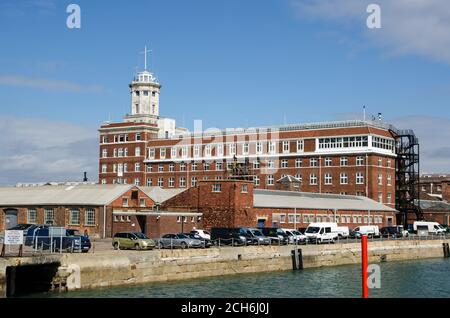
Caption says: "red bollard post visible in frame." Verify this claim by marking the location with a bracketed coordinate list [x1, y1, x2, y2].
[361, 235, 369, 298]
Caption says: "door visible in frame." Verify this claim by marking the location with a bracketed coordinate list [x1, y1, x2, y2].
[387, 217, 393, 227]
[258, 219, 266, 228]
[4, 209, 18, 230]
[137, 215, 146, 234]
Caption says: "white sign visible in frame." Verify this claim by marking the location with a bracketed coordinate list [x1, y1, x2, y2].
[4, 230, 24, 245]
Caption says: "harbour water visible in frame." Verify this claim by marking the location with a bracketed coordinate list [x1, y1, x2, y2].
[24, 258, 450, 298]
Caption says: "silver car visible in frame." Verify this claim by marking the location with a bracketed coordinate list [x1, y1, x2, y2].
[156, 233, 203, 249]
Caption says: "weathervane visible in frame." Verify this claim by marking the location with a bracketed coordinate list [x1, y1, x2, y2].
[140, 45, 152, 70]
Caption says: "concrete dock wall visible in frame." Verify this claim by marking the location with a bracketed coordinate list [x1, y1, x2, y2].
[1, 239, 449, 296]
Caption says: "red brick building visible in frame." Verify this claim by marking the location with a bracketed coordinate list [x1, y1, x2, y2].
[0, 184, 200, 239]
[98, 65, 398, 208]
[161, 180, 398, 230]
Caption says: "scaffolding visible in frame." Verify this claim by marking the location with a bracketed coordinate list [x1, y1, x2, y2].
[226, 156, 255, 182]
[390, 129, 424, 227]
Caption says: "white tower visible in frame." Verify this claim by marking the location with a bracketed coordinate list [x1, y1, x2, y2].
[124, 46, 161, 124]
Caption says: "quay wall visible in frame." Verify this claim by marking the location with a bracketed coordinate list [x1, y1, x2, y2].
[0, 239, 449, 296]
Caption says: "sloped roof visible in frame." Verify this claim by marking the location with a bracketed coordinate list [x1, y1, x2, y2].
[254, 189, 397, 212]
[419, 200, 450, 211]
[0, 184, 135, 206]
[276, 175, 301, 183]
[140, 187, 186, 204]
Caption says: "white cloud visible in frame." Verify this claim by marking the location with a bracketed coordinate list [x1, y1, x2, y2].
[0, 75, 104, 93]
[0, 116, 98, 185]
[291, 0, 450, 65]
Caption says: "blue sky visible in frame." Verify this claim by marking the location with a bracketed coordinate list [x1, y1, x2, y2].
[0, 0, 449, 184]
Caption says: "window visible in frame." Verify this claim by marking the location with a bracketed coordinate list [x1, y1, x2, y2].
[340, 173, 348, 185]
[387, 193, 392, 204]
[356, 156, 364, 166]
[118, 164, 123, 175]
[356, 191, 365, 197]
[212, 184, 222, 192]
[118, 148, 124, 157]
[372, 136, 395, 152]
[158, 165, 164, 172]
[356, 172, 364, 185]
[139, 199, 146, 207]
[267, 175, 274, 186]
[325, 157, 332, 167]
[148, 148, 155, 159]
[113, 149, 117, 157]
[378, 174, 383, 185]
[324, 173, 332, 185]
[387, 174, 392, 186]
[295, 174, 302, 183]
[101, 164, 107, 173]
[387, 159, 392, 168]
[136, 133, 141, 141]
[256, 142, 262, 154]
[310, 173, 318, 185]
[378, 158, 383, 167]
[122, 198, 129, 207]
[216, 162, 223, 171]
[158, 178, 164, 187]
[135, 163, 141, 172]
[267, 160, 275, 169]
[318, 136, 368, 149]
[241, 184, 248, 193]
[295, 159, 302, 168]
[378, 192, 383, 203]
[243, 143, 249, 155]
[191, 177, 198, 187]
[169, 164, 175, 172]
[217, 144, 224, 156]
[171, 147, 177, 158]
[179, 177, 186, 188]
[296, 140, 304, 152]
[113, 164, 117, 173]
[283, 141, 290, 153]
[229, 144, 236, 156]
[124, 164, 128, 173]
[194, 145, 200, 157]
[147, 178, 152, 186]
[192, 163, 197, 171]
[135, 147, 141, 157]
[340, 157, 348, 166]
[70, 209, 80, 225]
[310, 158, 318, 167]
[102, 149, 108, 158]
[205, 144, 212, 157]
[281, 160, 288, 168]
[254, 176, 260, 186]
[160, 148, 166, 159]
[168, 177, 175, 188]
[181, 146, 188, 158]
[85, 209, 95, 226]
[204, 163, 210, 171]
[288, 214, 295, 224]
[101, 179, 106, 184]
[364, 216, 368, 224]
[268, 141, 276, 154]
[27, 208, 37, 224]
[180, 163, 187, 172]
[146, 165, 152, 173]
[280, 215, 286, 224]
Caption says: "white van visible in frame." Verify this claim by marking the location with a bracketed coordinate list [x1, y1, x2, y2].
[305, 222, 339, 243]
[353, 225, 380, 238]
[334, 226, 350, 238]
[413, 221, 446, 235]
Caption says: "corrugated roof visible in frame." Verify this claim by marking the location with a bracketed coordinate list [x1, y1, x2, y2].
[419, 200, 450, 211]
[0, 184, 134, 206]
[254, 189, 397, 212]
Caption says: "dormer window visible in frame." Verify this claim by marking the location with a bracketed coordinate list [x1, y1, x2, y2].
[135, 91, 140, 96]
[143, 91, 148, 96]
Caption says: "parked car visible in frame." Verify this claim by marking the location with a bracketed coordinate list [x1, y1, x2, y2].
[25, 227, 91, 252]
[281, 228, 307, 244]
[305, 223, 339, 243]
[245, 228, 271, 245]
[258, 228, 289, 245]
[156, 233, 203, 249]
[297, 228, 308, 235]
[380, 226, 408, 238]
[413, 221, 446, 235]
[190, 229, 211, 240]
[210, 228, 249, 246]
[353, 226, 380, 238]
[334, 226, 350, 238]
[112, 232, 156, 250]
[181, 232, 213, 248]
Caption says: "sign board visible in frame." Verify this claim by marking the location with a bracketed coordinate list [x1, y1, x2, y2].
[4, 230, 24, 245]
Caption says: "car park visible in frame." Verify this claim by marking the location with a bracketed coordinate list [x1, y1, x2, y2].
[112, 232, 156, 250]
[156, 233, 203, 249]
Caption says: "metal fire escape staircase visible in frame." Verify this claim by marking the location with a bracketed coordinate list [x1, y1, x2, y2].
[389, 128, 424, 227]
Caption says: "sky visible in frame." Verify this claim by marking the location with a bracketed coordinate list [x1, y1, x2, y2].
[0, 0, 449, 184]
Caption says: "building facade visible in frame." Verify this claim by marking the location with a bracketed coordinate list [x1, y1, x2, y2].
[99, 57, 398, 208]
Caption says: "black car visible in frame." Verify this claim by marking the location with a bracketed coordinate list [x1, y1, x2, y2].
[211, 228, 249, 246]
[180, 233, 213, 248]
[258, 228, 289, 245]
[380, 226, 406, 238]
[25, 227, 91, 252]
